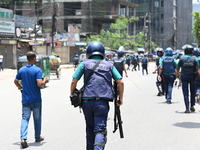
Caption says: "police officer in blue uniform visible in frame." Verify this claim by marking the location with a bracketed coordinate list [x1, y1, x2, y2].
[131, 54, 138, 71]
[113, 50, 128, 77]
[153, 48, 165, 96]
[176, 44, 200, 113]
[158, 47, 177, 104]
[70, 41, 124, 150]
[193, 48, 200, 103]
[141, 54, 148, 75]
[125, 54, 131, 71]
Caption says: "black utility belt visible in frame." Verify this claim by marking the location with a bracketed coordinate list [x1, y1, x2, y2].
[83, 98, 112, 101]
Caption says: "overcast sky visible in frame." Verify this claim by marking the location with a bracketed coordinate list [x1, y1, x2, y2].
[193, 0, 199, 3]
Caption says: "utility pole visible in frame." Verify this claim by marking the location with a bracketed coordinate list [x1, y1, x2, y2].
[51, 0, 57, 53]
[173, 0, 177, 49]
[144, 12, 151, 54]
[148, 12, 152, 54]
[34, 2, 38, 52]
[143, 12, 148, 51]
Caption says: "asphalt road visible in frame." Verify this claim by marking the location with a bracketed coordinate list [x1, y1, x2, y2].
[1, 63, 200, 150]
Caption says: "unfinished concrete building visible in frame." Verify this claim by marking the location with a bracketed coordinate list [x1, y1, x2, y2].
[41, 0, 138, 37]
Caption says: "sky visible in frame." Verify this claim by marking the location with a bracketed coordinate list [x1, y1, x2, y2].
[193, 0, 199, 3]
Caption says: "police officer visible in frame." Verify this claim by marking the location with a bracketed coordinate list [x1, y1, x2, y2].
[176, 44, 200, 113]
[141, 53, 148, 75]
[158, 47, 177, 104]
[153, 48, 165, 96]
[113, 50, 128, 77]
[131, 54, 138, 71]
[136, 54, 140, 71]
[125, 54, 131, 71]
[70, 41, 124, 150]
[193, 48, 200, 103]
[73, 53, 79, 70]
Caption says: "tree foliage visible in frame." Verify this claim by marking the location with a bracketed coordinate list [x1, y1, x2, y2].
[86, 15, 157, 51]
[192, 11, 200, 47]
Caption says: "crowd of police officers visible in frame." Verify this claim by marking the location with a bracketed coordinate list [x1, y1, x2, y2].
[153, 45, 200, 114]
[70, 42, 200, 150]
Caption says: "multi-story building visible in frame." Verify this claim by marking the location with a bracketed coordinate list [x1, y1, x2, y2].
[41, 0, 138, 37]
[133, 0, 193, 50]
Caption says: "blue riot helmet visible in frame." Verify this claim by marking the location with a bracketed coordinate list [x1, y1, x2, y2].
[165, 47, 173, 56]
[182, 44, 193, 55]
[86, 41, 105, 59]
[117, 50, 124, 57]
[193, 47, 199, 56]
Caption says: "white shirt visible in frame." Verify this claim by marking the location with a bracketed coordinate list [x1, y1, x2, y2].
[0, 55, 3, 62]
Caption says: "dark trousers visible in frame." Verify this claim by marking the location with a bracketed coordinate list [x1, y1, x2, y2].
[0, 62, 3, 71]
[163, 74, 175, 102]
[181, 75, 196, 110]
[156, 73, 165, 93]
[82, 100, 109, 150]
[142, 64, 148, 75]
[132, 63, 137, 71]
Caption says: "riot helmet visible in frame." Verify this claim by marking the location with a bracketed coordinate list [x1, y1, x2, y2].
[182, 44, 193, 55]
[193, 47, 200, 56]
[117, 50, 124, 57]
[156, 47, 164, 56]
[165, 47, 173, 56]
[86, 41, 105, 59]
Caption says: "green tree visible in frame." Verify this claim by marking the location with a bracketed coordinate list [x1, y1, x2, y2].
[192, 11, 200, 47]
[86, 15, 157, 51]
[86, 15, 139, 50]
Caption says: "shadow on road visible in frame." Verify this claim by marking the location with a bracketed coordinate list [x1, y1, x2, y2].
[173, 122, 200, 129]
[13, 141, 46, 149]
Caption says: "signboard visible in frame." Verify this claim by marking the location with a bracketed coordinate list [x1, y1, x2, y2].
[1, 40, 17, 44]
[67, 32, 75, 46]
[68, 24, 80, 33]
[20, 28, 30, 39]
[0, 21, 15, 37]
[0, 8, 13, 19]
[14, 15, 36, 28]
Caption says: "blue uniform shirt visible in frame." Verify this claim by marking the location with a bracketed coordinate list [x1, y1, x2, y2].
[72, 56, 122, 81]
[160, 56, 177, 74]
[177, 54, 199, 67]
[160, 56, 177, 67]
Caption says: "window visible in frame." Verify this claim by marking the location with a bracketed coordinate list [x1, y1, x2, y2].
[75, 10, 81, 15]
[161, 13, 164, 20]
[161, 0, 164, 7]
[161, 27, 164, 34]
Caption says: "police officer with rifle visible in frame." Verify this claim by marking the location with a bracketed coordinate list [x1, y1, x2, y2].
[70, 41, 124, 150]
